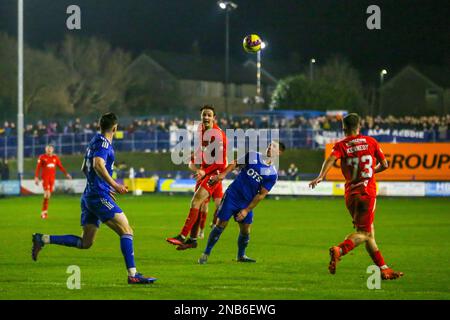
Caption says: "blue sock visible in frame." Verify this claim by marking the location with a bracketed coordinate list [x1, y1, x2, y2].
[204, 226, 224, 255]
[237, 233, 250, 258]
[49, 235, 82, 248]
[120, 234, 136, 270]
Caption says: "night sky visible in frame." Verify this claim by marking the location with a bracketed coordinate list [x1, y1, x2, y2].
[0, 0, 449, 82]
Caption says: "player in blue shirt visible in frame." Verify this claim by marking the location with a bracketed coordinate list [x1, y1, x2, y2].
[32, 113, 156, 284]
[198, 141, 285, 264]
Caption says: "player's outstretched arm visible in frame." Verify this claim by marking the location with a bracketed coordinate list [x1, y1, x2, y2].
[57, 157, 72, 179]
[93, 157, 127, 194]
[208, 160, 237, 186]
[189, 160, 205, 181]
[236, 187, 269, 222]
[34, 157, 42, 185]
[309, 155, 337, 189]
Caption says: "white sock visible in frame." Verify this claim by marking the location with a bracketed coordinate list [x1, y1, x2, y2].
[128, 268, 137, 277]
[380, 265, 389, 270]
[42, 235, 50, 244]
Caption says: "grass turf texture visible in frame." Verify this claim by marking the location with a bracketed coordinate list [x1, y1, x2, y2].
[7, 149, 324, 179]
[0, 194, 449, 300]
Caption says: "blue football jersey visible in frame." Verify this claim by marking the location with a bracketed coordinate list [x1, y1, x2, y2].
[227, 152, 278, 203]
[82, 133, 115, 197]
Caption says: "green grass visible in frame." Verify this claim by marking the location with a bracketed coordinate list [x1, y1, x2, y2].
[0, 195, 449, 300]
[8, 149, 323, 178]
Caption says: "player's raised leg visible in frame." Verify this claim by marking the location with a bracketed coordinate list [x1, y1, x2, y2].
[328, 229, 369, 274]
[167, 186, 210, 246]
[177, 200, 208, 250]
[329, 194, 371, 274]
[32, 224, 97, 261]
[105, 212, 157, 284]
[237, 222, 255, 262]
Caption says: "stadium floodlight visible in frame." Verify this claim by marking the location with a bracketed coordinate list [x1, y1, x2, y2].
[309, 58, 316, 81]
[380, 69, 388, 85]
[379, 69, 388, 115]
[217, 1, 238, 117]
[218, 1, 238, 10]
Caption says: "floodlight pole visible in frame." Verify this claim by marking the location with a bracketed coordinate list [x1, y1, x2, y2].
[225, 8, 230, 117]
[17, 0, 24, 180]
[379, 69, 387, 115]
[219, 1, 237, 117]
[256, 50, 261, 97]
[309, 58, 316, 81]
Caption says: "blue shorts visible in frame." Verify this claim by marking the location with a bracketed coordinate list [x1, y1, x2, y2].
[216, 192, 254, 225]
[80, 194, 123, 228]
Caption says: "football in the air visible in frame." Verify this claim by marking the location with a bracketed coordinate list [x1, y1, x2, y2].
[243, 34, 262, 53]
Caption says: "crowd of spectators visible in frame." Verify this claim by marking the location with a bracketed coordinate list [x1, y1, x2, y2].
[1, 114, 449, 138]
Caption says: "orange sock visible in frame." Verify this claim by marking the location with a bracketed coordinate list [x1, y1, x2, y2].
[190, 214, 202, 239]
[338, 239, 355, 255]
[180, 208, 199, 238]
[369, 250, 386, 268]
[42, 198, 49, 212]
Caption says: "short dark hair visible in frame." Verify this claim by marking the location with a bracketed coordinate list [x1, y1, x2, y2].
[99, 112, 118, 132]
[343, 113, 360, 133]
[278, 141, 286, 152]
[200, 104, 216, 116]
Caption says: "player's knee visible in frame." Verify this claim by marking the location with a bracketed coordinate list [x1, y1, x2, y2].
[123, 225, 134, 236]
[81, 239, 94, 249]
[217, 220, 228, 229]
[239, 224, 251, 235]
[191, 197, 202, 208]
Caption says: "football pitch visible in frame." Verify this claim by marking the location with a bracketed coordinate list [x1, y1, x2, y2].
[0, 194, 449, 300]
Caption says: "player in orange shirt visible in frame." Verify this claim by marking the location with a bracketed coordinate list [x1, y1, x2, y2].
[166, 105, 227, 249]
[34, 144, 72, 219]
[310, 113, 403, 280]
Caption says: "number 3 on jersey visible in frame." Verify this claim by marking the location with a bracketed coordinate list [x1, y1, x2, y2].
[346, 155, 373, 181]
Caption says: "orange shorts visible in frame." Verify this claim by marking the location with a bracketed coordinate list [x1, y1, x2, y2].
[195, 173, 223, 199]
[345, 194, 376, 233]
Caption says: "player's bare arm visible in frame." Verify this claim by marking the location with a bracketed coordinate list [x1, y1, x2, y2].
[374, 158, 389, 174]
[309, 155, 337, 189]
[189, 161, 205, 181]
[208, 160, 237, 186]
[34, 158, 41, 185]
[93, 156, 127, 194]
[236, 187, 270, 222]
